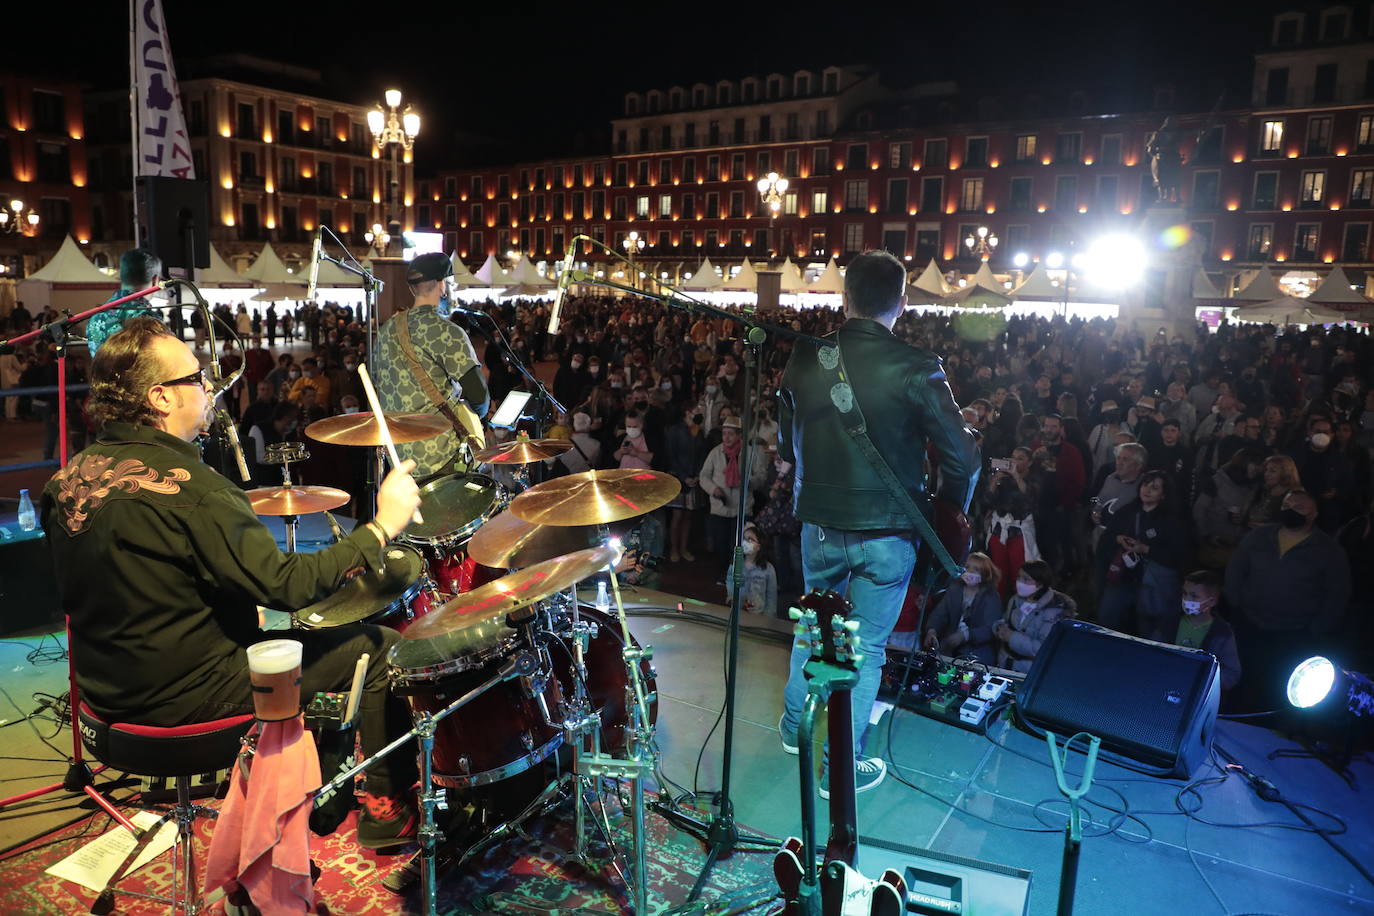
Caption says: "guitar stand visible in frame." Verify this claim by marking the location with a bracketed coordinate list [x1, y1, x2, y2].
[1044, 729, 1101, 916]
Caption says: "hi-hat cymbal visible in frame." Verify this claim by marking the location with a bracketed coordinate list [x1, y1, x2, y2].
[473, 437, 573, 465]
[246, 485, 351, 516]
[305, 412, 450, 446]
[467, 509, 622, 568]
[508, 468, 681, 527]
[402, 545, 617, 640]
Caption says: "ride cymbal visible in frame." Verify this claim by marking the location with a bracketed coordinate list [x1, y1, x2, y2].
[507, 469, 680, 527]
[473, 437, 573, 465]
[304, 412, 450, 446]
[402, 545, 617, 640]
[466, 510, 613, 568]
[246, 485, 351, 516]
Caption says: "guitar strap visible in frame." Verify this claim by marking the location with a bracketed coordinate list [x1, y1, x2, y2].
[394, 310, 469, 442]
[816, 337, 963, 578]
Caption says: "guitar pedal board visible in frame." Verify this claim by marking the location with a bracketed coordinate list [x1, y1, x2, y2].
[878, 649, 1017, 735]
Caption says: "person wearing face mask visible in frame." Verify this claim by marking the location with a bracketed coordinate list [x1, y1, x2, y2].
[248, 402, 302, 485]
[1087, 401, 1125, 474]
[1225, 489, 1350, 711]
[921, 553, 1002, 665]
[614, 411, 654, 470]
[553, 352, 591, 410]
[994, 560, 1077, 674]
[1170, 571, 1241, 692]
[1287, 416, 1354, 532]
[373, 252, 490, 480]
[754, 448, 803, 607]
[698, 378, 726, 434]
[664, 403, 707, 562]
[286, 357, 331, 411]
[1096, 471, 1189, 641]
[724, 524, 778, 617]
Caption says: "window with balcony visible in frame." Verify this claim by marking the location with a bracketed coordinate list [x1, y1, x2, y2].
[35, 143, 69, 184]
[816, 110, 831, 136]
[1260, 120, 1284, 157]
[552, 192, 564, 217]
[1307, 116, 1332, 155]
[471, 176, 483, 196]
[1314, 64, 1338, 104]
[731, 153, 745, 180]
[1100, 134, 1122, 165]
[659, 159, 672, 184]
[1247, 223, 1273, 259]
[636, 195, 650, 218]
[1342, 223, 1369, 261]
[759, 115, 772, 142]
[659, 194, 672, 217]
[1191, 171, 1219, 210]
[786, 112, 800, 141]
[613, 197, 628, 221]
[498, 174, 510, 196]
[846, 144, 868, 170]
[784, 191, 798, 215]
[1098, 175, 1119, 210]
[757, 151, 771, 174]
[1265, 68, 1290, 107]
[1359, 115, 1374, 152]
[1014, 135, 1037, 162]
[1055, 133, 1082, 164]
[614, 162, 627, 186]
[682, 158, 695, 182]
[591, 190, 605, 216]
[1299, 170, 1326, 208]
[813, 147, 831, 175]
[705, 192, 719, 218]
[237, 103, 256, 138]
[1351, 169, 1374, 206]
[570, 191, 584, 217]
[707, 156, 720, 181]
[921, 176, 944, 213]
[683, 192, 695, 216]
[316, 116, 330, 145]
[843, 223, 865, 253]
[924, 139, 947, 169]
[889, 142, 911, 169]
[1009, 176, 1032, 211]
[812, 189, 828, 214]
[844, 179, 868, 211]
[887, 178, 908, 213]
[965, 137, 988, 169]
[1253, 171, 1278, 209]
[960, 178, 984, 212]
[276, 110, 294, 145]
[1294, 223, 1320, 261]
[1004, 224, 1029, 254]
[785, 149, 800, 176]
[1055, 175, 1078, 210]
[729, 191, 744, 218]
[498, 202, 510, 224]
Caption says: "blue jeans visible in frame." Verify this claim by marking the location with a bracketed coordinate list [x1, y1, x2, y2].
[780, 524, 916, 759]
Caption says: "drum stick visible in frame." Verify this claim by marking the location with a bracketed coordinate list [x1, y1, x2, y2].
[343, 653, 369, 726]
[357, 362, 423, 524]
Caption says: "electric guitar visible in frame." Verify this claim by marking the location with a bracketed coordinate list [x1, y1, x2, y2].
[774, 590, 905, 916]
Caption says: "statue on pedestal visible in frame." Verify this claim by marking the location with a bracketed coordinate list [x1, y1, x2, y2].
[1146, 116, 1185, 205]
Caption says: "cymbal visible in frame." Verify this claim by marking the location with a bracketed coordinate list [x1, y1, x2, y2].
[467, 509, 623, 568]
[246, 485, 351, 516]
[304, 411, 450, 446]
[508, 468, 681, 527]
[473, 437, 573, 465]
[402, 545, 617, 640]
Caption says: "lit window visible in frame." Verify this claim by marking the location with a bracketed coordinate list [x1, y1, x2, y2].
[1015, 135, 1036, 162]
[659, 194, 672, 217]
[1351, 169, 1374, 204]
[1261, 120, 1284, 154]
[636, 195, 650, 218]
[783, 191, 798, 215]
[812, 189, 828, 213]
[960, 178, 984, 211]
[1300, 171, 1326, 207]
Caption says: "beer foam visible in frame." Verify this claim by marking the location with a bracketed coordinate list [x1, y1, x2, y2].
[247, 639, 303, 675]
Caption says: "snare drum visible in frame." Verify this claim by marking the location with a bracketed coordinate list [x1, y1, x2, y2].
[401, 472, 503, 550]
[292, 544, 425, 631]
[388, 609, 564, 788]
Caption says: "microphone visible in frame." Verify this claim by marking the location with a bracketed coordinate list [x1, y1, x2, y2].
[213, 406, 251, 483]
[547, 240, 578, 335]
[324, 511, 346, 543]
[305, 227, 323, 302]
[210, 363, 244, 403]
[446, 304, 489, 319]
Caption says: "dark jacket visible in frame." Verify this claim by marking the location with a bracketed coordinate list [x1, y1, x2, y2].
[778, 318, 978, 530]
[925, 581, 1002, 665]
[1224, 523, 1350, 633]
[41, 422, 385, 723]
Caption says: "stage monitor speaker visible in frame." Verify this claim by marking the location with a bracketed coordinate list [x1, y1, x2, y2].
[857, 836, 1032, 916]
[755, 269, 781, 312]
[1017, 619, 1219, 778]
[136, 176, 210, 270]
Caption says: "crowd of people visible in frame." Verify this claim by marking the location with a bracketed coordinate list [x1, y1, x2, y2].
[7, 286, 1373, 711]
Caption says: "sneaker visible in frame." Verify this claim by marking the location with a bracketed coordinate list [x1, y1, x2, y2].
[818, 756, 886, 799]
[779, 714, 799, 755]
[670, 551, 682, 563]
[357, 792, 417, 851]
[682, 550, 696, 562]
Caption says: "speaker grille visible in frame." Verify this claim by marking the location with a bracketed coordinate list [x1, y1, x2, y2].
[1019, 621, 1218, 772]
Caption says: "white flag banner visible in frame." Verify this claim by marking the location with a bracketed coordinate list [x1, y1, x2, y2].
[133, 0, 194, 178]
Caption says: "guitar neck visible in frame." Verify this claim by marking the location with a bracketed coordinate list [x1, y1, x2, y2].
[824, 677, 858, 867]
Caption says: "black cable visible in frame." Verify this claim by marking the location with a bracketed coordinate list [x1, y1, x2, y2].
[0, 686, 70, 763]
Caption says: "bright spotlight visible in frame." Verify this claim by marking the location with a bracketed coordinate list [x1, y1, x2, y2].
[1070, 252, 1088, 270]
[1083, 233, 1148, 289]
[1012, 252, 1029, 268]
[1045, 252, 1064, 269]
[1287, 656, 1374, 717]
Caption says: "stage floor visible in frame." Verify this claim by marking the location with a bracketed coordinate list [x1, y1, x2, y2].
[0, 586, 1370, 915]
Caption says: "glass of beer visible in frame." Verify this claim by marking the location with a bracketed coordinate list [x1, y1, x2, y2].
[247, 639, 304, 722]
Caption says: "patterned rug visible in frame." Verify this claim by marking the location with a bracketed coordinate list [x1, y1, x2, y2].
[0, 789, 781, 915]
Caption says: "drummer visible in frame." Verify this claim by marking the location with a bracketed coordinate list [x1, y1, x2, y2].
[372, 252, 491, 482]
[41, 317, 426, 851]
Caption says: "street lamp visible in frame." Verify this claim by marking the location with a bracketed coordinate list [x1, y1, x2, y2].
[964, 225, 998, 261]
[621, 230, 645, 291]
[367, 88, 419, 256]
[364, 222, 390, 256]
[756, 171, 789, 263]
[0, 198, 39, 235]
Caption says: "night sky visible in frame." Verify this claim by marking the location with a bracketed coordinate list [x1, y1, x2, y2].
[16, 0, 1285, 169]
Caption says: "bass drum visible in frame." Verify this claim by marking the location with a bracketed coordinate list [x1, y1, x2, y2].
[553, 605, 658, 752]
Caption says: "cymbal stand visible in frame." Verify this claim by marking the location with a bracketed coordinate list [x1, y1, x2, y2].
[312, 650, 539, 916]
[264, 442, 308, 552]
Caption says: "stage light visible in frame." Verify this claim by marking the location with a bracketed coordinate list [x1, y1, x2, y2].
[1082, 233, 1147, 289]
[1287, 657, 1374, 718]
[1012, 252, 1029, 268]
[1045, 252, 1064, 269]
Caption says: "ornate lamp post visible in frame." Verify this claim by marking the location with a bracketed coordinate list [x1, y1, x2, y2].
[964, 225, 998, 261]
[363, 222, 390, 256]
[755, 171, 788, 263]
[0, 199, 39, 236]
[621, 230, 645, 291]
[366, 89, 419, 256]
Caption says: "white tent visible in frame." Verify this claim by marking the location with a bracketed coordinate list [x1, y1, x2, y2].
[1233, 297, 1349, 324]
[244, 244, 301, 285]
[778, 257, 806, 293]
[1009, 263, 1062, 300]
[451, 253, 481, 288]
[17, 236, 118, 313]
[681, 258, 723, 291]
[508, 255, 554, 288]
[1233, 267, 1284, 302]
[911, 259, 950, 297]
[808, 257, 845, 294]
[1192, 268, 1224, 300]
[946, 262, 1012, 309]
[196, 245, 251, 287]
[1307, 265, 1370, 307]
[721, 259, 759, 291]
[473, 254, 505, 286]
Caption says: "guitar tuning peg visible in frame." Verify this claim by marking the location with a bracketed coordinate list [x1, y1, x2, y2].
[850, 635, 862, 649]
[788, 607, 802, 621]
[851, 651, 864, 666]
[842, 620, 860, 633]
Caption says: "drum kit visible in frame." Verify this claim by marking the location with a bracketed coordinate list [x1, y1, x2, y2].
[250, 418, 680, 915]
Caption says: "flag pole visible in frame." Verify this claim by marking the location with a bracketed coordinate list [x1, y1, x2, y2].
[128, 0, 141, 247]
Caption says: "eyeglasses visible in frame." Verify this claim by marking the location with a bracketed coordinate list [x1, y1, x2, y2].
[157, 367, 207, 388]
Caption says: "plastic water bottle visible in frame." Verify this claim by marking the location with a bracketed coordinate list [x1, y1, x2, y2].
[16, 489, 37, 531]
[595, 580, 610, 613]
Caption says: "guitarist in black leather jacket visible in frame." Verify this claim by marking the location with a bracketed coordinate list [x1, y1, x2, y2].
[777, 249, 979, 795]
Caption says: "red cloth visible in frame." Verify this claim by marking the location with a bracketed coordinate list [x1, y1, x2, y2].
[722, 438, 743, 488]
[205, 717, 319, 914]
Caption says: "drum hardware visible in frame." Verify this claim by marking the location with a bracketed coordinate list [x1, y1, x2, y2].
[472, 434, 572, 466]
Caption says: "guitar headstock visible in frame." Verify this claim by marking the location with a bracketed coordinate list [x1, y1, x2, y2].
[789, 588, 862, 670]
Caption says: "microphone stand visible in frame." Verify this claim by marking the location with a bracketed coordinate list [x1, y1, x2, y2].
[566, 257, 831, 905]
[462, 308, 565, 447]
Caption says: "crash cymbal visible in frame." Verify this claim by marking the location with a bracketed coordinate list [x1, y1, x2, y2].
[304, 411, 450, 446]
[507, 468, 681, 527]
[246, 485, 351, 516]
[466, 509, 621, 568]
[473, 436, 573, 465]
[402, 545, 617, 640]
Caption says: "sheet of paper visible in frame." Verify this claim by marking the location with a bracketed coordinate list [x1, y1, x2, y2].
[46, 810, 179, 892]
